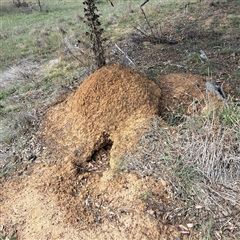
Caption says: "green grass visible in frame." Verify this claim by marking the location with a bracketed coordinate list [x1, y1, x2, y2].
[0, 90, 10, 101]
[231, 70, 240, 82]
[218, 105, 240, 136]
[1, 0, 239, 161]
[218, 47, 240, 55]
[0, 1, 86, 67]
[121, 105, 240, 237]
[173, 158, 202, 199]
[1, 0, 184, 68]
[139, 191, 150, 201]
[5, 104, 22, 112]
[22, 82, 36, 93]
[206, 218, 214, 240]
[229, 15, 240, 28]
[0, 235, 18, 240]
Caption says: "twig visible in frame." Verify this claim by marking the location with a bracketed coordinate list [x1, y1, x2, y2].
[165, 61, 187, 70]
[108, 0, 114, 7]
[206, 185, 240, 205]
[140, 7, 155, 38]
[133, 26, 149, 38]
[220, 81, 226, 99]
[140, 0, 149, 7]
[114, 44, 133, 64]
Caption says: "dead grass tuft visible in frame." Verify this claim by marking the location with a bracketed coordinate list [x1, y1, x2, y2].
[13, 109, 38, 134]
[120, 107, 240, 238]
[121, 112, 240, 202]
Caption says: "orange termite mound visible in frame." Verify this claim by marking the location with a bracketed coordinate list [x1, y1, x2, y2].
[42, 65, 161, 168]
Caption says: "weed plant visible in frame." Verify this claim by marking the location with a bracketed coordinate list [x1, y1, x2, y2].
[83, 0, 106, 68]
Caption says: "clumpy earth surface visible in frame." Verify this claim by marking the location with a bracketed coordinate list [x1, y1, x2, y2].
[1, 65, 216, 239]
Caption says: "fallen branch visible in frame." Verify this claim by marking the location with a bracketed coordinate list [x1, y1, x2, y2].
[140, 0, 149, 7]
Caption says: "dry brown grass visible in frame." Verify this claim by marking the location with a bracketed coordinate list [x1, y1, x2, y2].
[121, 107, 240, 199]
[120, 106, 240, 238]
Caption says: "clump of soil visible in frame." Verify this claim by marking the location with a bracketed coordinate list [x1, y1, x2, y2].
[42, 65, 162, 168]
[157, 73, 206, 115]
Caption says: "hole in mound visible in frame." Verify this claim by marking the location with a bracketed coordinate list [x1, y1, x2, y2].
[86, 133, 113, 171]
[87, 132, 113, 162]
[89, 139, 113, 163]
[73, 132, 113, 174]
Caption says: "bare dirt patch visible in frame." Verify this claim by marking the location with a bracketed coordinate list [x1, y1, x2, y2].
[0, 58, 44, 90]
[1, 163, 180, 239]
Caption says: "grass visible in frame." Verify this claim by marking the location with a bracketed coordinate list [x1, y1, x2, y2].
[139, 191, 150, 201]
[0, 90, 10, 101]
[229, 15, 240, 28]
[206, 218, 214, 240]
[218, 105, 240, 138]
[0, 235, 18, 240]
[218, 47, 240, 55]
[0, 0, 153, 68]
[164, 111, 187, 126]
[1, 1, 85, 68]
[1, 0, 189, 68]
[1, 0, 239, 198]
[232, 70, 240, 83]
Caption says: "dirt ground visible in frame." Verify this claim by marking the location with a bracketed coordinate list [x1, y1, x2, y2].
[0, 65, 226, 239]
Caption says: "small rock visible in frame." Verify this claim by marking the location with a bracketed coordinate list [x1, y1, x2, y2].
[187, 223, 194, 228]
